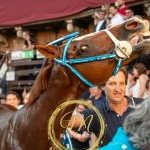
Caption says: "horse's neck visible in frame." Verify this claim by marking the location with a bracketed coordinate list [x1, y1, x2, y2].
[27, 65, 85, 120]
[47, 65, 85, 100]
[8, 65, 85, 150]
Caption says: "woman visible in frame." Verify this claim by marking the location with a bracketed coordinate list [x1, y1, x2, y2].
[99, 98, 150, 150]
[132, 63, 149, 98]
[145, 80, 150, 98]
[126, 72, 136, 97]
[23, 91, 31, 104]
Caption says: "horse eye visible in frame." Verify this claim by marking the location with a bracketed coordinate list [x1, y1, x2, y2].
[80, 45, 88, 53]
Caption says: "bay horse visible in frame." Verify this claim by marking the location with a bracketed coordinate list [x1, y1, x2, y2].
[0, 16, 150, 150]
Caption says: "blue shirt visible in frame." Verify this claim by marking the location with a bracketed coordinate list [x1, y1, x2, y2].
[80, 90, 105, 107]
[99, 127, 138, 150]
[82, 97, 142, 146]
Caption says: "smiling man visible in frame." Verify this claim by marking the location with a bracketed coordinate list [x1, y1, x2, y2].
[104, 69, 127, 115]
[81, 68, 143, 147]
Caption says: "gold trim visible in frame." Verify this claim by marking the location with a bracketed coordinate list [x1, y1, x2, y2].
[48, 100, 105, 150]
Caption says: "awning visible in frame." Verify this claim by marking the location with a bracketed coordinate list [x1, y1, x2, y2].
[0, 0, 142, 27]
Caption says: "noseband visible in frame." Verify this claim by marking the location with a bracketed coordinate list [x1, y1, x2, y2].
[48, 31, 132, 87]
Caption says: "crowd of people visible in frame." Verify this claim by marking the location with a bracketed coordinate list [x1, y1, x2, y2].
[0, 89, 31, 109]
[126, 63, 149, 99]
[61, 1, 150, 147]
[93, 0, 134, 32]
[0, 0, 149, 149]
[64, 65, 150, 149]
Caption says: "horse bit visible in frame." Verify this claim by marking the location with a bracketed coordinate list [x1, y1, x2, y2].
[48, 30, 132, 87]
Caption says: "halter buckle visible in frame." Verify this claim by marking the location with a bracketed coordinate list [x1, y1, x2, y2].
[104, 29, 132, 59]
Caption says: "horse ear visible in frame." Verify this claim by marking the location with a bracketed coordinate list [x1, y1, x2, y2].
[36, 45, 60, 59]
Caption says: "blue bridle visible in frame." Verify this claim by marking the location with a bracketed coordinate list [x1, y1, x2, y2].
[48, 32, 124, 87]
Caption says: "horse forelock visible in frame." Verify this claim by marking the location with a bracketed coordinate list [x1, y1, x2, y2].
[27, 61, 54, 106]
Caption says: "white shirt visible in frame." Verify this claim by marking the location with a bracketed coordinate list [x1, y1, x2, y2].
[110, 13, 124, 27]
[132, 79, 147, 99]
[96, 20, 105, 32]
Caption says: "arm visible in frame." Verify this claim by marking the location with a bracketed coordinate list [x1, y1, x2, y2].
[68, 114, 85, 128]
[90, 133, 97, 147]
[138, 75, 148, 98]
[67, 128, 90, 142]
[68, 109, 93, 128]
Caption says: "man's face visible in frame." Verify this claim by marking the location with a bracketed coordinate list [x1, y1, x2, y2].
[104, 71, 126, 104]
[125, 9, 133, 19]
[89, 86, 101, 97]
[98, 12, 105, 20]
[110, 7, 118, 16]
[76, 104, 85, 113]
[6, 94, 19, 108]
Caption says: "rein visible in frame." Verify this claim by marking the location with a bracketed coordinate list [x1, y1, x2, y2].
[48, 31, 132, 87]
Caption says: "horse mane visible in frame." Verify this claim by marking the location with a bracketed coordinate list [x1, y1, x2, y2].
[27, 59, 54, 106]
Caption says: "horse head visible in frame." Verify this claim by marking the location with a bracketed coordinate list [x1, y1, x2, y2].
[34, 16, 150, 149]
[37, 16, 150, 86]
[0, 16, 150, 150]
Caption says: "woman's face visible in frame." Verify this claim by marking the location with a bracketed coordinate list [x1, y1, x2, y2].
[6, 94, 20, 108]
[132, 68, 139, 78]
[23, 93, 30, 104]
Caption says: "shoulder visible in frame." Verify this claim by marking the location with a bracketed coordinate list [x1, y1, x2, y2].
[116, 13, 124, 18]
[82, 109, 94, 118]
[99, 127, 137, 150]
[82, 102, 105, 119]
[139, 74, 148, 80]
[82, 97, 108, 118]
[129, 97, 144, 106]
[80, 90, 90, 99]
[111, 127, 128, 142]
[18, 105, 24, 109]
[93, 95, 106, 106]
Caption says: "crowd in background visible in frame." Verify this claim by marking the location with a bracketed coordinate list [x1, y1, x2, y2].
[64, 65, 150, 149]
[93, 0, 134, 32]
[62, 0, 150, 149]
[0, 89, 31, 109]
[0, 0, 150, 149]
[93, 0, 150, 101]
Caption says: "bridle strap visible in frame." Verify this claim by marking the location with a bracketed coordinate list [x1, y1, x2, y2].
[47, 32, 79, 46]
[47, 31, 131, 87]
[104, 29, 132, 59]
[55, 53, 116, 87]
[104, 29, 119, 46]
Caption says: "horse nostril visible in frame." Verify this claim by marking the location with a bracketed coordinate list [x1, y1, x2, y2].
[73, 45, 77, 51]
[80, 45, 88, 53]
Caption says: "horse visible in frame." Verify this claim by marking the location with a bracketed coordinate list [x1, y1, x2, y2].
[0, 16, 150, 150]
